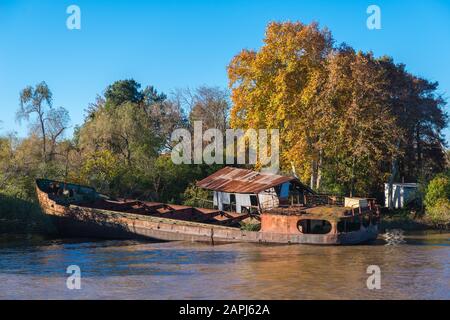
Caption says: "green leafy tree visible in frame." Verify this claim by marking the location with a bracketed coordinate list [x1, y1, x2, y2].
[80, 150, 122, 194]
[424, 174, 450, 208]
[182, 183, 212, 208]
[426, 198, 450, 228]
[17, 82, 70, 162]
[104, 79, 166, 110]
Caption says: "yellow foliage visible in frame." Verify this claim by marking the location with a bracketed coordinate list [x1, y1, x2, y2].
[228, 21, 404, 194]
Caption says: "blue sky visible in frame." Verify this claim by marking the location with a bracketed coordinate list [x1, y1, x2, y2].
[1, 0, 450, 142]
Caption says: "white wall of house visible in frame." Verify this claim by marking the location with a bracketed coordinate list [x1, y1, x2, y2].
[258, 188, 279, 210]
[213, 191, 229, 210]
[213, 188, 280, 213]
[237, 193, 252, 212]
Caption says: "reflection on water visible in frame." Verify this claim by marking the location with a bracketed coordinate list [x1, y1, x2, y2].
[0, 233, 448, 299]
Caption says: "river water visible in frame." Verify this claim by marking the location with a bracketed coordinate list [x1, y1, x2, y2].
[0, 232, 448, 300]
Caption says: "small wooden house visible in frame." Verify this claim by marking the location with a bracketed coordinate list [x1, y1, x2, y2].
[196, 167, 315, 214]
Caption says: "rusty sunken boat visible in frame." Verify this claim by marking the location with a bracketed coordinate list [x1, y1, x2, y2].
[36, 167, 380, 245]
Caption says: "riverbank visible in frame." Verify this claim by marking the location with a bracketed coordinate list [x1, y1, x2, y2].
[0, 193, 55, 234]
[380, 209, 448, 232]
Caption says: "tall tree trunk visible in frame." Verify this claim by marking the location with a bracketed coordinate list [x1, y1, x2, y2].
[349, 157, 355, 197]
[316, 149, 323, 191]
[416, 126, 422, 177]
[388, 140, 401, 209]
[39, 113, 47, 162]
[388, 160, 398, 210]
[310, 159, 317, 191]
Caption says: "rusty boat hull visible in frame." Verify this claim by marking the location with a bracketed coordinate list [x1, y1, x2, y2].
[36, 179, 379, 245]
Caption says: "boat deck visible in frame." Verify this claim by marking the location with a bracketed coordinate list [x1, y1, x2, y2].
[48, 193, 250, 227]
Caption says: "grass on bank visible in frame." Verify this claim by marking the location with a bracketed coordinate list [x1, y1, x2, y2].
[240, 219, 261, 231]
[0, 193, 55, 234]
[380, 207, 449, 231]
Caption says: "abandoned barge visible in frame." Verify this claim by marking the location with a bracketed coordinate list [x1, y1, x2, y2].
[36, 167, 380, 245]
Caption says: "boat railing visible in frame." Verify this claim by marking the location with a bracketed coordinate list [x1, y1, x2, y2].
[259, 194, 380, 216]
[259, 194, 344, 209]
[192, 197, 215, 209]
[304, 194, 345, 207]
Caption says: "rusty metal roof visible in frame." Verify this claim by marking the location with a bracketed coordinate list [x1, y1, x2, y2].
[196, 166, 309, 194]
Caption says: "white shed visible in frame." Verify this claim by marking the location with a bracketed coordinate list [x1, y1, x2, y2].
[384, 183, 419, 208]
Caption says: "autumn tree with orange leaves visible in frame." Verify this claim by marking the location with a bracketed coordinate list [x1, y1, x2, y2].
[228, 21, 447, 197]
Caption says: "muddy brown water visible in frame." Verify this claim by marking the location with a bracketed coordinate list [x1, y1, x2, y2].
[0, 232, 448, 299]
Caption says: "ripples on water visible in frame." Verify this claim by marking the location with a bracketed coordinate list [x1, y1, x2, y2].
[0, 233, 448, 299]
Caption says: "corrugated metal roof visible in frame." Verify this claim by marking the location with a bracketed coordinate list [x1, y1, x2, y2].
[196, 166, 304, 194]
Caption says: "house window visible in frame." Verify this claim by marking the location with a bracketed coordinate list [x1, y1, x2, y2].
[230, 194, 236, 211]
[250, 195, 258, 207]
[298, 219, 332, 234]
